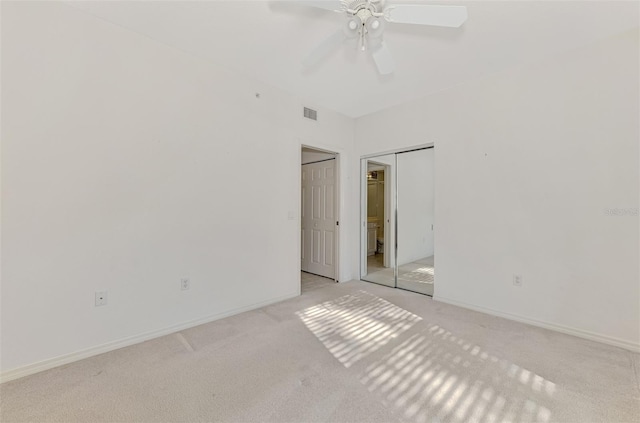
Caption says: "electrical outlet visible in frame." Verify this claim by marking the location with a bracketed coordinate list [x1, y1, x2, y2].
[513, 274, 523, 287]
[95, 291, 108, 306]
[181, 278, 190, 291]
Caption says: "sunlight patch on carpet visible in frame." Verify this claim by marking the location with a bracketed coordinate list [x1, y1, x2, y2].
[360, 324, 556, 423]
[296, 291, 422, 368]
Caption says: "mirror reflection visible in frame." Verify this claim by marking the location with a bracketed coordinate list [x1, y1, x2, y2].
[361, 148, 435, 296]
[361, 154, 395, 287]
[396, 148, 435, 296]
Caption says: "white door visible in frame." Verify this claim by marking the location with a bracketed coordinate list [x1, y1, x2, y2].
[301, 159, 336, 279]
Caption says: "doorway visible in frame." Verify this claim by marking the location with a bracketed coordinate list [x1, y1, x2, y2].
[360, 146, 435, 296]
[301, 146, 339, 292]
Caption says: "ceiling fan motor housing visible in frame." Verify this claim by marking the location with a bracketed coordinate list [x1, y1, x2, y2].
[342, 0, 386, 46]
[346, 0, 381, 23]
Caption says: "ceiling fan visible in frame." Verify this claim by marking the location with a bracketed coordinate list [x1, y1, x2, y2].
[299, 0, 468, 75]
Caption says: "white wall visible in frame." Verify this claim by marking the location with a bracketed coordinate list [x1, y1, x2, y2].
[0, 2, 356, 377]
[355, 29, 640, 350]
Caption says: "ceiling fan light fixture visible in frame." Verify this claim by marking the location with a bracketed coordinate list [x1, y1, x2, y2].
[343, 16, 362, 38]
[298, 0, 468, 75]
[365, 17, 384, 40]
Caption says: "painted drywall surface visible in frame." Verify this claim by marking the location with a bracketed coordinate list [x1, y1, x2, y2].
[0, 2, 355, 373]
[396, 149, 434, 266]
[355, 29, 640, 347]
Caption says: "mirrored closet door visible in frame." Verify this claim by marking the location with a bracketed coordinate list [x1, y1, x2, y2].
[360, 147, 435, 296]
[396, 148, 435, 296]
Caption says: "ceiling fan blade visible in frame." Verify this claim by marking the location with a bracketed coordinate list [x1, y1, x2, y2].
[302, 29, 347, 68]
[371, 42, 395, 75]
[384, 5, 468, 27]
[297, 0, 345, 12]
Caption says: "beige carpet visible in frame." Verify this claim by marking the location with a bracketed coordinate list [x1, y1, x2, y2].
[301, 271, 335, 292]
[1, 279, 639, 422]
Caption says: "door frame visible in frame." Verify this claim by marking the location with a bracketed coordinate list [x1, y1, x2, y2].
[300, 144, 341, 283]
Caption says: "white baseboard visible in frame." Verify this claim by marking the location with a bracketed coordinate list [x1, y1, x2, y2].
[434, 295, 640, 353]
[0, 292, 299, 384]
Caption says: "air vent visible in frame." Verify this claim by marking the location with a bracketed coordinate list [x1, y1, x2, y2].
[303, 107, 317, 121]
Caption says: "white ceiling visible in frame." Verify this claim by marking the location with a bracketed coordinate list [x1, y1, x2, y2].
[67, 0, 639, 118]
